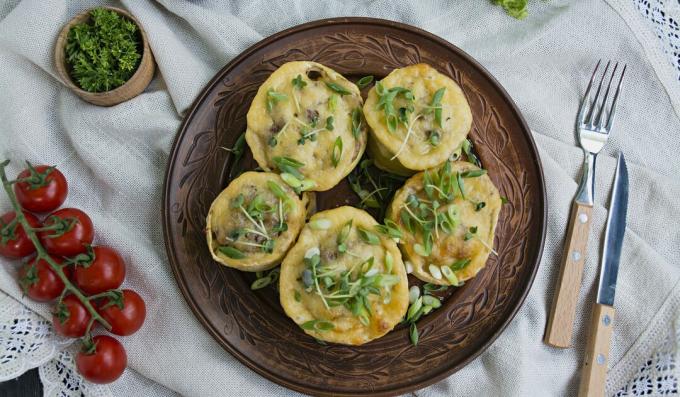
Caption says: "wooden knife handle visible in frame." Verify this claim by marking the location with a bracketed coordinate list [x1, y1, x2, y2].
[578, 304, 615, 397]
[544, 202, 593, 348]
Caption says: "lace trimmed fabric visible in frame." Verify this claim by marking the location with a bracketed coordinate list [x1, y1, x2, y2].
[0, 291, 111, 396]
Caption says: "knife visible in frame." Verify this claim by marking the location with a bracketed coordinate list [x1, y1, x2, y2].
[577, 153, 629, 397]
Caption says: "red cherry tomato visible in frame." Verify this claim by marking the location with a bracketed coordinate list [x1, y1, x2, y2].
[39, 208, 94, 256]
[18, 257, 68, 302]
[0, 211, 40, 258]
[73, 246, 126, 295]
[53, 295, 91, 338]
[14, 165, 68, 213]
[76, 335, 127, 384]
[98, 290, 146, 336]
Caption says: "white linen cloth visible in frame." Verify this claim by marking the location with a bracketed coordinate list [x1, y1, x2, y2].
[0, 0, 679, 396]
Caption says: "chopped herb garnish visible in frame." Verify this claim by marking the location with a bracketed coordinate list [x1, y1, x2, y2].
[428, 130, 441, 146]
[357, 227, 380, 245]
[450, 258, 472, 271]
[347, 158, 406, 220]
[273, 156, 304, 179]
[501, 196, 509, 204]
[325, 82, 352, 96]
[224, 133, 246, 179]
[266, 89, 288, 112]
[294, 290, 301, 302]
[328, 94, 338, 112]
[460, 169, 487, 178]
[325, 116, 334, 131]
[374, 219, 402, 240]
[331, 137, 343, 167]
[219, 246, 246, 259]
[356, 75, 374, 89]
[409, 322, 419, 345]
[300, 319, 335, 331]
[251, 267, 280, 290]
[351, 108, 362, 139]
[475, 201, 486, 211]
[292, 74, 307, 90]
[431, 88, 446, 128]
[464, 226, 478, 241]
[462, 139, 481, 167]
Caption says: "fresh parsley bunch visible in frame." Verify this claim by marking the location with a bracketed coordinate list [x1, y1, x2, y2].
[493, 0, 529, 19]
[65, 8, 141, 93]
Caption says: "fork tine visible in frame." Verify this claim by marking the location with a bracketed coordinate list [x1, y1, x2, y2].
[594, 62, 619, 129]
[605, 64, 627, 131]
[576, 60, 601, 125]
[585, 60, 611, 125]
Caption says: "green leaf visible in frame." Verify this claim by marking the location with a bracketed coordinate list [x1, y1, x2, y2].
[475, 201, 486, 211]
[325, 82, 352, 95]
[431, 88, 446, 128]
[428, 131, 441, 146]
[331, 136, 343, 167]
[251, 276, 272, 290]
[266, 89, 288, 112]
[464, 226, 478, 241]
[501, 196, 509, 204]
[294, 290, 301, 302]
[351, 108, 362, 138]
[409, 322, 419, 345]
[460, 169, 487, 178]
[337, 220, 352, 246]
[301, 319, 335, 331]
[219, 246, 246, 259]
[231, 194, 244, 208]
[273, 156, 304, 179]
[357, 227, 380, 245]
[292, 74, 307, 90]
[450, 258, 472, 271]
[328, 94, 338, 112]
[325, 116, 334, 131]
[492, 0, 529, 19]
[356, 75, 374, 89]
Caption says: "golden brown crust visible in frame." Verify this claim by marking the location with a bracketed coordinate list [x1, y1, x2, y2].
[279, 206, 409, 345]
[364, 64, 472, 172]
[387, 161, 501, 285]
[206, 172, 305, 271]
[245, 61, 367, 191]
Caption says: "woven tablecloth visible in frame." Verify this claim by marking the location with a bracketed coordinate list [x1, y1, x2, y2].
[0, 0, 679, 396]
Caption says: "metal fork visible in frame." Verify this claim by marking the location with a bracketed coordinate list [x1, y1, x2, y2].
[544, 61, 626, 348]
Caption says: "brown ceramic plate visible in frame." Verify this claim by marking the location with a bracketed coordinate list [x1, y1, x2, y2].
[163, 18, 546, 397]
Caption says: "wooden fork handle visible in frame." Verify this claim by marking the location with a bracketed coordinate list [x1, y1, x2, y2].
[578, 304, 615, 397]
[544, 202, 593, 348]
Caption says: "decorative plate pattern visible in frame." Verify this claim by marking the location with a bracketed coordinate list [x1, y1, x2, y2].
[162, 18, 546, 397]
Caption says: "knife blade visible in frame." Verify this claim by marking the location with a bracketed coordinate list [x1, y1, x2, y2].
[596, 153, 629, 307]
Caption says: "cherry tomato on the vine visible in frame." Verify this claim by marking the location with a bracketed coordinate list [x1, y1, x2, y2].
[76, 335, 127, 384]
[14, 164, 68, 213]
[53, 294, 91, 338]
[18, 256, 68, 302]
[98, 289, 146, 336]
[73, 246, 126, 295]
[0, 211, 40, 258]
[39, 208, 94, 256]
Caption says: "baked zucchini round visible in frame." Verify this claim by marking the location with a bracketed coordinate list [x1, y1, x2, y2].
[245, 61, 367, 192]
[279, 206, 409, 345]
[363, 64, 472, 172]
[387, 161, 501, 285]
[206, 172, 305, 271]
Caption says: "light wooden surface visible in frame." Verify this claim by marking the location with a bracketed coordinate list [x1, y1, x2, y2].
[54, 7, 155, 106]
[544, 202, 593, 348]
[578, 303, 615, 397]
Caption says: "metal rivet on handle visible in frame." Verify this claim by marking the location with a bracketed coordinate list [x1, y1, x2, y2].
[579, 213, 588, 224]
[572, 251, 581, 261]
[603, 314, 611, 326]
[596, 354, 606, 365]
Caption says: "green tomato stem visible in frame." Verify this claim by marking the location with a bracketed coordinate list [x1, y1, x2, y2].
[0, 160, 112, 332]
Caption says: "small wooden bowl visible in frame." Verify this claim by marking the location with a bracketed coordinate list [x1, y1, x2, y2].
[54, 7, 155, 107]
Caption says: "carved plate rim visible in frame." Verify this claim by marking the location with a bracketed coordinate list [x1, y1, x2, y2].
[162, 17, 547, 396]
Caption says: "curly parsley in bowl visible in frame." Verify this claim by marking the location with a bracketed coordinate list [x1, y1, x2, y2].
[65, 8, 142, 93]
